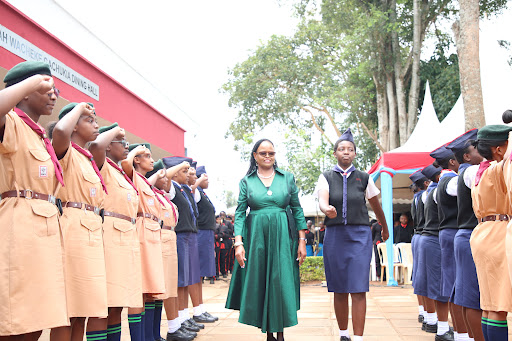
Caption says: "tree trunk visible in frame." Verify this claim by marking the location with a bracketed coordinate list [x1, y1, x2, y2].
[386, 72, 399, 150]
[407, 0, 423, 137]
[453, 0, 486, 130]
[374, 73, 390, 152]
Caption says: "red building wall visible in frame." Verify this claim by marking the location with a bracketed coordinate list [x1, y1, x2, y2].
[0, 0, 185, 156]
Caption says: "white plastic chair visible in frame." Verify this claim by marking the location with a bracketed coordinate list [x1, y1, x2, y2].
[395, 243, 413, 284]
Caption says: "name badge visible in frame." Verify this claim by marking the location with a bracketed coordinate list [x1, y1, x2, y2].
[39, 165, 48, 178]
[148, 198, 154, 206]
[90, 187, 97, 197]
[127, 193, 132, 202]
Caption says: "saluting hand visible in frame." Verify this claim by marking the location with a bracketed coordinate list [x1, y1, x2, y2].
[157, 169, 166, 178]
[118, 128, 125, 139]
[34, 75, 54, 95]
[235, 245, 246, 268]
[324, 205, 337, 219]
[132, 145, 147, 156]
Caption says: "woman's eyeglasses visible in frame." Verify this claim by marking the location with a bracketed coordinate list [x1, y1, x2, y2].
[111, 139, 129, 148]
[258, 151, 276, 157]
[48, 87, 60, 99]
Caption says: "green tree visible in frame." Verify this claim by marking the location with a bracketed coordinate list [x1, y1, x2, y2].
[221, 190, 238, 209]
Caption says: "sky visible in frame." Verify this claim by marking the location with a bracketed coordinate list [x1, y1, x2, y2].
[5, 0, 512, 212]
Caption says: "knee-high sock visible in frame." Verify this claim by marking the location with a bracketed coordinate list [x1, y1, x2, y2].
[144, 302, 156, 341]
[128, 314, 143, 341]
[485, 319, 508, 341]
[106, 323, 122, 341]
[86, 330, 107, 341]
[153, 300, 163, 340]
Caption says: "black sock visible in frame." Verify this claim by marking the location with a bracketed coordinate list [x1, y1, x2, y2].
[128, 314, 142, 341]
[106, 323, 121, 341]
[486, 319, 508, 341]
[153, 300, 163, 340]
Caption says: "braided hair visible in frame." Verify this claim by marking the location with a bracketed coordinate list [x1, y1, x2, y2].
[246, 138, 278, 175]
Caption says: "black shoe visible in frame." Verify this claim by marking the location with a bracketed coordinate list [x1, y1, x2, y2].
[418, 314, 424, 323]
[179, 326, 196, 338]
[435, 331, 455, 341]
[187, 318, 204, 329]
[166, 328, 195, 341]
[222, 274, 227, 278]
[182, 320, 200, 332]
[425, 323, 437, 333]
[340, 337, 351, 341]
[203, 311, 218, 321]
[209, 278, 215, 284]
[193, 313, 216, 323]
[421, 321, 426, 330]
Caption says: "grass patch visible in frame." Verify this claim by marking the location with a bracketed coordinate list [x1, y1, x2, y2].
[300, 256, 326, 283]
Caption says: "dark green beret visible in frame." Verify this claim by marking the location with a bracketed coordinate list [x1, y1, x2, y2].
[477, 125, 512, 141]
[146, 159, 165, 178]
[58, 102, 95, 120]
[99, 122, 119, 134]
[128, 143, 151, 152]
[4, 61, 52, 87]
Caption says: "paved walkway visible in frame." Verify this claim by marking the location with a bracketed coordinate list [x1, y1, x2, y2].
[39, 276, 512, 340]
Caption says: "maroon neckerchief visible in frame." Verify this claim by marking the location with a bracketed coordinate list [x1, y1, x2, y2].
[71, 142, 108, 194]
[153, 186, 177, 222]
[14, 108, 65, 186]
[136, 172, 164, 206]
[474, 160, 491, 186]
[106, 157, 138, 195]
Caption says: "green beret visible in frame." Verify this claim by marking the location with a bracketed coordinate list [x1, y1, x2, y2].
[128, 143, 151, 152]
[58, 102, 95, 120]
[146, 159, 165, 178]
[477, 125, 512, 141]
[99, 122, 118, 134]
[4, 61, 52, 87]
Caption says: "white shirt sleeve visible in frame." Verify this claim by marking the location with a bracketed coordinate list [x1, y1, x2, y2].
[314, 174, 329, 198]
[433, 188, 438, 204]
[194, 189, 201, 203]
[446, 177, 458, 196]
[365, 176, 380, 199]
[464, 165, 479, 188]
[422, 190, 427, 204]
[168, 183, 176, 200]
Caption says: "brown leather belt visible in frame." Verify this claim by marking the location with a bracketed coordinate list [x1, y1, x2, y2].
[103, 210, 136, 224]
[162, 225, 175, 231]
[1, 189, 57, 205]
[479, 214, 510, 223]
[137, 212, 161, 224]
[63, 201, 102, 216]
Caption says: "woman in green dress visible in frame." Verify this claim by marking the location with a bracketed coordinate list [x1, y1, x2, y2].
[225, 139, 308, 341]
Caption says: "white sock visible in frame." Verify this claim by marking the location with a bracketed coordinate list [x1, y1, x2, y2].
[469, 338, 475, 341]
[339, 329, 349, 337]
[459, 333, 469, 340]
[418, 305, 425, 314]
[178, 310, 186, 324]
[167, 317, 181, 333]
[437, 321, 449, 335]
[421, 310, 427, 318]
[193, 305, 202, 317]
[183, 308, 190, 321]
[353, 336, 363, 341]
[200, 303, 206, 314]
[427, 312, 437, 325]
[454, 331, 459, 340]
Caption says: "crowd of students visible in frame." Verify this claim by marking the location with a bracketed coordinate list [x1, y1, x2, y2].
[409, 122, 512, 341]
[0, 61, 219, 341]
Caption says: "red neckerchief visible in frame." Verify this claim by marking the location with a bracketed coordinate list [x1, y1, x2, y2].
[106, 158, 138, 195]
[475, 160, 491, 186]
[153, 186, 177, 221]
[136, 172, 164, 206]
[401, 223, 407, 228]
[71, 142, 108, 193]
[14, 108, 65, 186]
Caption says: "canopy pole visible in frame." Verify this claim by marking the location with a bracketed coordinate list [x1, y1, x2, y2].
[380, 171, 398, 286]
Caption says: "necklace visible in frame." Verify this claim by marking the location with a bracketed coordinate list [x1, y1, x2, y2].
[257, 170, 275, 179]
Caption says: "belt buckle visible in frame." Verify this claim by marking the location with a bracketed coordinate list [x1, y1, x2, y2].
[94, 207, 100, 216]
[25, 189, 33, 199]
[131, 218, 136, 224]
[48, 195, 56, 205]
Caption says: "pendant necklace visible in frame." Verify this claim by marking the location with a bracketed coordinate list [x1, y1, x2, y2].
[257, 170, 275, 196]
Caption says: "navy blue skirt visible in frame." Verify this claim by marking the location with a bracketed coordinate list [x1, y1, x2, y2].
[439, 229, 457, 300]
[176, 232, 201, 287]
[197, 229, 216, 277]
[453, 229, 480, 310]
[323, 224, 372, 293]
[424, 235, 449, 302]
[414, 235, 428, 297]
[411, 234, 419, 287]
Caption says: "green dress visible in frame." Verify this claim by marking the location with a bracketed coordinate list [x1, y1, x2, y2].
[225, 168, 307, 333]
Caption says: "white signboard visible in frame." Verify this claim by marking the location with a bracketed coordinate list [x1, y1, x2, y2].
[0, 24, 99, 100]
